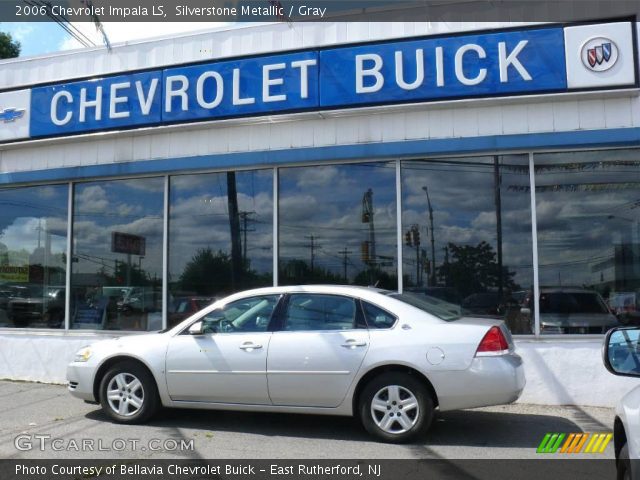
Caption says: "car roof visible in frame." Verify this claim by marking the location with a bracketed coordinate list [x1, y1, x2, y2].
[203, 285, 394, 308]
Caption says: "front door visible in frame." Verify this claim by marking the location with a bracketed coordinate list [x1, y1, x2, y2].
[165, 294, 280, 404]
[267, 293, 370, 407]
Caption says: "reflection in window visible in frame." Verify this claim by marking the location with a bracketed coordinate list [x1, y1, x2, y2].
[283, 294, 358, 331]
[279, 163, 397, 289]
[168, 170, 273, 327]
[401, 156, 533, 333]
[0, 185, 68, 328]
[535, 149, 640, 334]
[70, 178, 164, 331]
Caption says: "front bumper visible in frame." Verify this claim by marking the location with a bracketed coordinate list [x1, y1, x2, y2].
[66, 362, 97, 402]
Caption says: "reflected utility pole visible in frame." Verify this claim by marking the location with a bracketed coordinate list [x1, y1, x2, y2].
[494, 156, 504, 296]
[305, 235, 321, 273]
[238, 211, 256, 265]
[227, 172, 242, 290]
[338, 248, 352, 283]
[422, 186, 436, 286]
[362, 189, 376, 265]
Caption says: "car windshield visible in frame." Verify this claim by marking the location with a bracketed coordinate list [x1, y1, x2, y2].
[540, 292, 609, 314]
[387, 292, 462, 321]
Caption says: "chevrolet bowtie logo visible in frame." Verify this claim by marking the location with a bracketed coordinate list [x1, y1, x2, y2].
[0, 108, 25, 123]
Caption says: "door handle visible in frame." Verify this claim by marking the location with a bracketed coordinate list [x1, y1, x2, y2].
[341, 339, 367, 348]
[239, 342, 263, 350]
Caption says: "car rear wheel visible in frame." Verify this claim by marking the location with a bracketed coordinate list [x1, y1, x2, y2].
[617, 443, 631, 480]
[99, 361, 159, 424]
[359, 372, 433, 443]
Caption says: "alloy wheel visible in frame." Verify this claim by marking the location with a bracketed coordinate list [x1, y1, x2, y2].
[370, 384, 420, 434]
[106, 372, 145, 417]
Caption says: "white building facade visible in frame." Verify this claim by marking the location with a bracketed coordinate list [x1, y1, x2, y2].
[0, 20, 639, 406]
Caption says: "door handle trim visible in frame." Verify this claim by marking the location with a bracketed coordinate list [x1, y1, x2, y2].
[239, 343, 263, 350]
[341, 340, 367, 348]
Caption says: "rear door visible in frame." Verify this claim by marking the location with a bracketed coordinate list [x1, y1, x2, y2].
[266, 293, 369, 407]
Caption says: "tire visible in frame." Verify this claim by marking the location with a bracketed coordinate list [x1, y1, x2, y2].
[617, 444, 632, 480]
[359, 372, 434, 443]
[99, 361, 159, 424]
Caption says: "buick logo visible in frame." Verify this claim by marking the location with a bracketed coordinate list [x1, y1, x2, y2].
[581, 37, 618, 72]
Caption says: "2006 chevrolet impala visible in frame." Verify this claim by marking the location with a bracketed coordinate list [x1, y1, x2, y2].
[67, 285, 525, 443]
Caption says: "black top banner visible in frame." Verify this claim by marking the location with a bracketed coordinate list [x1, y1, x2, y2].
[3, 0, 640, 22]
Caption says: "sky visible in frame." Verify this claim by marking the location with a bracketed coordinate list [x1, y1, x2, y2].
[1, 22, 228, 57]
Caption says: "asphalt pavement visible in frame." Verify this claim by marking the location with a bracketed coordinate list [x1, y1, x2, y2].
[0, 380, 616, 460]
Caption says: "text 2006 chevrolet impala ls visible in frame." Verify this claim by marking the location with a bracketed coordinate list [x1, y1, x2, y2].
[67, 285, 525, 443]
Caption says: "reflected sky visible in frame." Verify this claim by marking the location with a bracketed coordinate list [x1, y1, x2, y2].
[169, 169, 274, 285]
[279, 162, 397, 284]
[0, 185, 68, 272]
[73, 178, 164, 278]
[535, 149, 640, 290]
[402, 155, 533, 290]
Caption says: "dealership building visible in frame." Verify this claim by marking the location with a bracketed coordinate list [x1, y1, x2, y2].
[0, 18, 639, 406]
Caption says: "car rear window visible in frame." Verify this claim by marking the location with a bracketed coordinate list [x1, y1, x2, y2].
[387, 292, 462, 321]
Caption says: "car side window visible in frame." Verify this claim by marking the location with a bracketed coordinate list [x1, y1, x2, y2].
[199, 295, 279, 334]
[283, 294, 358, 331]
[361, 301, 397, 329]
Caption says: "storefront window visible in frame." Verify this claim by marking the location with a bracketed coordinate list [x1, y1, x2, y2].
[0, 185, 68, 329]
[535, 149, 640, 334]
[168, 170, 273, 327]
[279, 162, 398, 289]
[401, 155, 533, 333]
[70, 178, 164, 331]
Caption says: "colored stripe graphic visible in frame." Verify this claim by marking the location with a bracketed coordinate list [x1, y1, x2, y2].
[537, 433, 613, 454]
[537, 433, 566, 453]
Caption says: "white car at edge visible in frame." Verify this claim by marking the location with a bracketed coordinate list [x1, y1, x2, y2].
[604, 326, 640, 480]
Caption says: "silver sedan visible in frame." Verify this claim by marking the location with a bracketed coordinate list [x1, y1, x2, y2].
[67, 285, 525, 443]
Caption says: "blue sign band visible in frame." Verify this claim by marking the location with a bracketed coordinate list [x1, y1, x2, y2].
[30, 26, 567, 138]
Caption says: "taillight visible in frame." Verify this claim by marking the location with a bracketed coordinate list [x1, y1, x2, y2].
[475, 326, 510, 356]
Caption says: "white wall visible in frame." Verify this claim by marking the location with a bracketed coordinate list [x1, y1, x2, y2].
[0, 333, 636, 408]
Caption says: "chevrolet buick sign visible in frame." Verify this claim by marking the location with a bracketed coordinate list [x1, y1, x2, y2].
[1, 21, 636, 143]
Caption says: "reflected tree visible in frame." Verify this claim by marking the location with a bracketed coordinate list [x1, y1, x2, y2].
[179, 247, 269, 296]
[439, 241, 519, 299]
[353, 268, 397, 290]
[279, 259, 343, 285]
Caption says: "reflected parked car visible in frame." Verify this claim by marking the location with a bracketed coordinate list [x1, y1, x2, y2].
[7, 286, 65, 328]
[603, 327, 640, 480]
[67, 285, 525, 443]
[168, 296, 214, 327]
[462, 292, 505, 317]
[538, 288, 618, 334]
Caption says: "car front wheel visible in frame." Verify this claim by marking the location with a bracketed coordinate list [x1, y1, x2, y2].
[99, 361, 159, 424]
[359, 372, 434, 443]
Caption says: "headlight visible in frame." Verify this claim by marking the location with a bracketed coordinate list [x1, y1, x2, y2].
[73, 347, 93, 362]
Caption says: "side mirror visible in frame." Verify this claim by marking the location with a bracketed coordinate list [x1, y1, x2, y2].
[603, 327, 640, 378]
[520, 307, 531, 315]
[188, 321, 204, 336]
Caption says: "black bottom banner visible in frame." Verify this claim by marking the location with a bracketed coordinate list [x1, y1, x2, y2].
[0, 459, 625, 480]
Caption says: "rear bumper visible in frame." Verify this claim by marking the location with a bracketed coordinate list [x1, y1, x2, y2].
[434, 353, 525, 411]
[66, 362, 97, 402]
